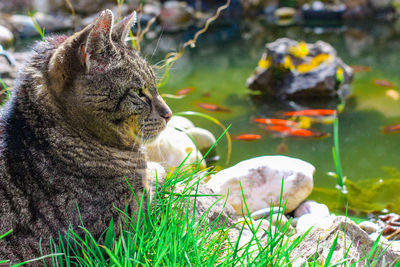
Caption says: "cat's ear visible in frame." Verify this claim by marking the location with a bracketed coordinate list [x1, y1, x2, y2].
[112, 11, 136, 44]
[83, 9, 114, 71]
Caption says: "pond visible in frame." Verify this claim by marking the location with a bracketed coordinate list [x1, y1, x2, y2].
[148, 18, 400, 216]
[8, 18, 400, 216]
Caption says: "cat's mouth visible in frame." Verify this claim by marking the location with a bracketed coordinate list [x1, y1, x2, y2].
[120, 118, 166, 145]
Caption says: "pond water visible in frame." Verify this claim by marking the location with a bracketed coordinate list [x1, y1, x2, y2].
[9, 18, 400, 215]
[147, 19, 400, 215]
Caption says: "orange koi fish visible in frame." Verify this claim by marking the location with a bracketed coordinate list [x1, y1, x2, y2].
[351, 65, 371, 73]
[233, 134, 262, 141]
[373, 79, 395, 88]
[264, 125, 330, 138]
[283, 109, 336, 117]
[252, 118, 298, 127]
[176, 87, 195, 96]
[196, 102, 231, 112]
[383, 124, 400, 134]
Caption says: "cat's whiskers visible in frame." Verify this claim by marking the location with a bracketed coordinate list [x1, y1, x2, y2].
[150, 31, 164, 61]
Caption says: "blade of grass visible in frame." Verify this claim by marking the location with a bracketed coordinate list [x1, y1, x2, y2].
[0, 229, 12, 239]
[325, 232, 339, 266]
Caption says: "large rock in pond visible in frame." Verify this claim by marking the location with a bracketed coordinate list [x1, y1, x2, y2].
[247, 38, 353, 99]
[207, 156, 315, 216]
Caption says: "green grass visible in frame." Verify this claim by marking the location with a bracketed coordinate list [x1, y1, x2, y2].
[9, 160, 390, 266]
[25, 163, 305, 266]
[2, 130, 394, 266]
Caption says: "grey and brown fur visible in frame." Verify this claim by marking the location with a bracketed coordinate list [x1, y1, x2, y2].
[0, 10, 171, 264]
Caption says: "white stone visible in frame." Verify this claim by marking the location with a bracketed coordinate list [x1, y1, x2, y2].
[294, 200, 330, 218]
[296, 214, 334, 234]
[359, 221, 379, 234]
[0, 25, 13, 45]
[207, 156, 315, 215]
[145, 127, 205, 170]
[168, 115, 195, 130]
[185, 127, 216, 151]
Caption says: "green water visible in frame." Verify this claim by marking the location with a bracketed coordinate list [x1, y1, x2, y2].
[10, 19, 400, 214]
[153, 20, 400, 214]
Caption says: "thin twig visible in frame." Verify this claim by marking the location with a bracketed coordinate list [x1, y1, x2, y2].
[183, 0, 231, 48]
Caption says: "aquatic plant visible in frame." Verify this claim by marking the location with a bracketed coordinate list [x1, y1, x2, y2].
[332, 117, 347, 194]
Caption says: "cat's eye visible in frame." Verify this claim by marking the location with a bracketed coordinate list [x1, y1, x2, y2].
[138, 89, 151, 104]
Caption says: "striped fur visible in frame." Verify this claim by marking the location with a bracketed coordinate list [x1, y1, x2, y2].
[0, 10, 171, 264]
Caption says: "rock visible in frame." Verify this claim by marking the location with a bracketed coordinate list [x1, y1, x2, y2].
[185, 127, 216, 155]
[207, 156, 315, 216]
[175, 181, 238, 228]
[168, 115, 195, 130]
[0, 51, 29, 92]
[0, 25, 13, 45]
[296, 214, 334, 233]
[159, 1, 195, 32]
[359, 221, 379, 234]
[294, 200, 330, 218]
[1, 13, 74, 39]
[270, 213, 294, 235]
[274, 7, 296, 19]
[342, 0, 372, 19]
[2, 14, 38, 38]
[290, 216, 400, 265]
[247, 38, 353, 100]
[144, 2, 162, 17]
[33, 12, 73, 33]
[145, 126, 205, 170]
[61, 0, 116, 15]
[250, 207, 282, 220]
[370, 0, 393, 10]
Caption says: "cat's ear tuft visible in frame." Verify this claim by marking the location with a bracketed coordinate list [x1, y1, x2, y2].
[112, 11, 137, 44]
[85, 9, 114, 70]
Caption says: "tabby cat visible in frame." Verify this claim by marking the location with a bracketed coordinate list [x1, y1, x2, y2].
[0, 9, 171, 263]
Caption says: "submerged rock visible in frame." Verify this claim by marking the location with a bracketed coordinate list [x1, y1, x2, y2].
[247, 38, 353, 100]
[207, 156, 315, 216]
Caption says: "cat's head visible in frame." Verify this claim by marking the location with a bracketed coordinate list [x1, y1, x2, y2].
[47, 10, 172, 148]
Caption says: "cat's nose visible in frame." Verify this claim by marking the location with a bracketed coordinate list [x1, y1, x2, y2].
[161, 109, 172, 122]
